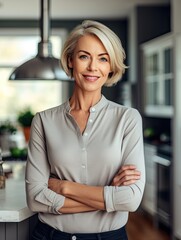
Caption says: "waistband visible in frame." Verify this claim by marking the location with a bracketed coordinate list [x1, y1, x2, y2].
[36, 220, 128, 240]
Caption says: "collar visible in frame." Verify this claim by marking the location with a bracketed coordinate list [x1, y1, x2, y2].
[64, 95, 108, 114]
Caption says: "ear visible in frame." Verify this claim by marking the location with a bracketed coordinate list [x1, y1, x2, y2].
[68, 57, 73, 68]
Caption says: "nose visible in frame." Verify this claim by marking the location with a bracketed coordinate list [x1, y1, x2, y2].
[87, 58, 97, 71]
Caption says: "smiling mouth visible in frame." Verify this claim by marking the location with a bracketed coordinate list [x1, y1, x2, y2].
[83, 75, 100, 82]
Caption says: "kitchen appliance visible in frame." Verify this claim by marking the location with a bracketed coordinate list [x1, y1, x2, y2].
[153, 144, 173, 231]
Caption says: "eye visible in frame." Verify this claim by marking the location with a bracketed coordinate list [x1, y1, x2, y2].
[99, 57, 108, 62]
[79, 54, 89, 60]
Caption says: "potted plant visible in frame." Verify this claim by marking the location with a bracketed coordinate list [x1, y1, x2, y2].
[17, 108, 34, 142]
[0, 121, 17, 135]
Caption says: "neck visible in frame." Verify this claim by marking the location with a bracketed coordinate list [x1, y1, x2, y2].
[69, 90, 101, 112]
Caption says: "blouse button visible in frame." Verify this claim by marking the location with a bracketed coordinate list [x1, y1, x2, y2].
[89, 119, 93, 123]
[91, 107, 96, 112]
[84, 132, 88, 136]
[72, 236, 77, 240]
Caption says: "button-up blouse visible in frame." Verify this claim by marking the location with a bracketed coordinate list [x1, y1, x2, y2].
[25, 95, 145, 233]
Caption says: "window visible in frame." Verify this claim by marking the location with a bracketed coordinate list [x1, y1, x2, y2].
[0, 28, 68, 121]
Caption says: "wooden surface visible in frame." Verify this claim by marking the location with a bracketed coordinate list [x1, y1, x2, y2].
[127, 211, 170, 240]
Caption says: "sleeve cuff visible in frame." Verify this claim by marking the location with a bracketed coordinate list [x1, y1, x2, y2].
[35, 188, 65, 214]
[104, 186, 115, 212]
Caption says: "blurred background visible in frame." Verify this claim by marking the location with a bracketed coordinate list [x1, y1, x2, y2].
[0, 0, 181, 239]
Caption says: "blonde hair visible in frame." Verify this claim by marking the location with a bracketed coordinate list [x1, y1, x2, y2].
[61, 20, 127, 87]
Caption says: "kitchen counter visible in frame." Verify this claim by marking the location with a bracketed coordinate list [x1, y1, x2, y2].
[0, 178, 34, 222]
[0, 161, 37, 240]
[0, 161, 34, 222]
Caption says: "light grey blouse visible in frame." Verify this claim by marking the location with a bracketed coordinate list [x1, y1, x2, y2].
[25, 95, 145, 233]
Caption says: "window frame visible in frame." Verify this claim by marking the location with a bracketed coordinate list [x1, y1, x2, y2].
[0, 27, 69, 121]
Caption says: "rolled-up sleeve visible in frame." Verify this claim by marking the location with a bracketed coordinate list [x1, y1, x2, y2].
[25, 113, 65, 214]
[104, 109, 145, 212]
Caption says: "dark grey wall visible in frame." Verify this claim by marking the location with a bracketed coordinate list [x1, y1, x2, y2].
[137, 5, 171, 44]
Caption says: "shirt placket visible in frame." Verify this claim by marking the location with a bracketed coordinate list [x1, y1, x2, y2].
[80, 107, 96, 184]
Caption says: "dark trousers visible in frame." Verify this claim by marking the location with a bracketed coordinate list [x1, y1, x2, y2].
[31, 220, 128, 240]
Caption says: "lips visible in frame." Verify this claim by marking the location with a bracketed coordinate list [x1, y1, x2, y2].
[83, 75, 99, 82]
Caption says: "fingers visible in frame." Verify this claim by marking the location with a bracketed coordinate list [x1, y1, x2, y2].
[117, 164, 137, 174]
[111, 165, 141, 186]
[111, 172, 140, 186]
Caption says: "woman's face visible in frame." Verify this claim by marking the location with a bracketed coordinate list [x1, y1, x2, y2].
[68, 34, 111, 94]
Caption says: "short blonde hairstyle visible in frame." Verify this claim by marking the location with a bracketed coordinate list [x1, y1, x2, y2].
[61, 20, 127, 87]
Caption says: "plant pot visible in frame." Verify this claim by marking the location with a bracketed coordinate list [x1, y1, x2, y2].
[23, 127, 31, 143]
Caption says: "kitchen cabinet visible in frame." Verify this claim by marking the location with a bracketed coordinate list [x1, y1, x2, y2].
[141, 33, 173, 117]
[141, 144, 157, 216]
[0, 215, 37, 240]
[154, 144, 173, 232]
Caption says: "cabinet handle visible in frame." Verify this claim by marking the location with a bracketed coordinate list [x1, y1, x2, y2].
[153, 155, 171, 166]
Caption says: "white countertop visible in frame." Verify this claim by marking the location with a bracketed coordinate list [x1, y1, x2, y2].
[0, 161, 34, 222]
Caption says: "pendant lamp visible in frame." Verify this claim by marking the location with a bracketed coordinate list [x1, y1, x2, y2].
[9, 0, 70, 81]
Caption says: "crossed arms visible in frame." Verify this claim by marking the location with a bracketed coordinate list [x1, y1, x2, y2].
[48, 165, 141, 213]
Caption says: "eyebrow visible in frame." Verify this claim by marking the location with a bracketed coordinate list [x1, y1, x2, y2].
[78, 50, 109, 56]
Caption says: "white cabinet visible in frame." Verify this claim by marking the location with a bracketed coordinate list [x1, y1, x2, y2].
[141, 33, 173, 117]
[141, 144, 157, 216]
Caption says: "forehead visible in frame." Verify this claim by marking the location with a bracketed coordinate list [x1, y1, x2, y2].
[75, 34, 107, 53]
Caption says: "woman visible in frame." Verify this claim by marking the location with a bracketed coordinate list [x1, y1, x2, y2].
[26, 20, 145, 240]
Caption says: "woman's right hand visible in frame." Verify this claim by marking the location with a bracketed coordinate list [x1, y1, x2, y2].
[110, 165, 141, 186]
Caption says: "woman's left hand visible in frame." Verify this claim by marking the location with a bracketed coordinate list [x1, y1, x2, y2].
[48, 178, 66, 194]
[110, 165, 141, 186]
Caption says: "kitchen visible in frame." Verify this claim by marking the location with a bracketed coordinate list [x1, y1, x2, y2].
[0, 0, 181, 239]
